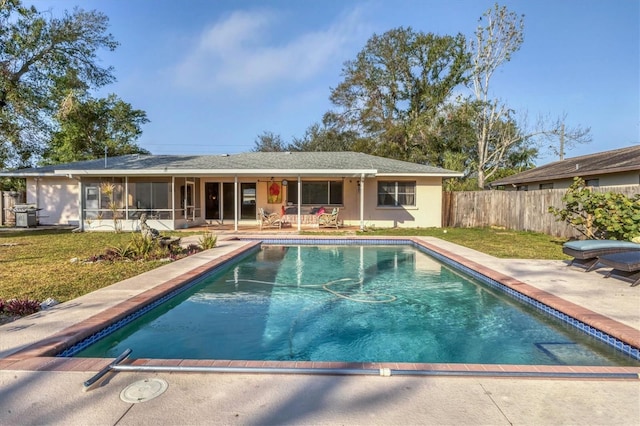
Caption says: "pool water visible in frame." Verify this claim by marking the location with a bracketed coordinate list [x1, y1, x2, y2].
[75, 245, 638, 366]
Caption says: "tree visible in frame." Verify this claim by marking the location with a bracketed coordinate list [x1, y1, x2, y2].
[427, 99, 537, 190]
[289, 119, 364, 152]
[252, 131, 288, 152]
[543, 113, 592, 160]
[468, 3, 527, 188]
[0, 0, 118, 168]
[328, 27, 471, 163]
[468, 4, 590, 187]
[42, 93, 150, 164]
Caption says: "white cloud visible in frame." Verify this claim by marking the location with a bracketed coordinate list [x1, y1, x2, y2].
[173, 8, 367, 93]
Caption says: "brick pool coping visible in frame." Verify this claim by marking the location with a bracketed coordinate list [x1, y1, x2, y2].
[1, 236, 639, 379]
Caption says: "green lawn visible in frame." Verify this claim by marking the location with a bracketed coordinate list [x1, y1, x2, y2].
[357, 227, 569, 260]
[0, 227, 568, 304]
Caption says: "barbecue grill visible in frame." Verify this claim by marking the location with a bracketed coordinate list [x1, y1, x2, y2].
[13, 204, 41, 228]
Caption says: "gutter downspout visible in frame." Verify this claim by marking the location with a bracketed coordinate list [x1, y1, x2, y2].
[35, 177, 40, 214]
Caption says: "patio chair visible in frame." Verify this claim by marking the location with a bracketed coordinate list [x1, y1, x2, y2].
[258, 207, 282, 230]
[318, 207, 340, 229]
[598, 251, 640, 287]
[562, 240, 640, 271]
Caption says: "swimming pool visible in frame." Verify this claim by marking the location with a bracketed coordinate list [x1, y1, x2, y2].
[70, 244, 639, 366]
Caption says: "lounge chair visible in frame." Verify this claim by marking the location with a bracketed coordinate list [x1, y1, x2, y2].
[318, 208, 340, 229]
[598, 251, 640, 287]
[258, 207, 282, 230]
[562, 240, 640, 271]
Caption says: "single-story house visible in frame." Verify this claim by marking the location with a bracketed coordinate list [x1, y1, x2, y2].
[489, 145, 640, 191]
[0, 151, 462, 231]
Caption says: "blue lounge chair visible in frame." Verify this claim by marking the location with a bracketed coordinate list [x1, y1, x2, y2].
[562, 240, 640, 271]
[598, 251, 640, 287]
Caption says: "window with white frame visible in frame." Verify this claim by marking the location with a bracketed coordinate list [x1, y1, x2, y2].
[377, 181, 416, 206]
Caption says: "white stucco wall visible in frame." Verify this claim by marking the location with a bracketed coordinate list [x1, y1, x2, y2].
[349, 176, 443, 228]
[26, 177, 80, 225]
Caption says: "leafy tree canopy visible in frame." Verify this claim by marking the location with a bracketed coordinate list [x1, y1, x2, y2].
[41, 93, 150, 164]
[328, 27, 471, 163]
[252, 7, 585, 191]
[252, 131, 288, 152]
[0, 0, 118, 168]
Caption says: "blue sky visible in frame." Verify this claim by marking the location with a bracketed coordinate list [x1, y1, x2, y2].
[34, 0, 639, 165]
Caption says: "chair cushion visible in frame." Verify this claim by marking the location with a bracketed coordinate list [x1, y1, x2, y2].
[598, 252, 640, 272]
[563, 240, 640, 252]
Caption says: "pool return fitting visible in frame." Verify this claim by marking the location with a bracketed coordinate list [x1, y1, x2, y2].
[82, 348, 640, 391]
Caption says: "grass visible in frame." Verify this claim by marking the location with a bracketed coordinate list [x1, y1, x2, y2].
[357, 227, 569, 260]
[0, 229, 196, 303]
[0, 227, 569, 304]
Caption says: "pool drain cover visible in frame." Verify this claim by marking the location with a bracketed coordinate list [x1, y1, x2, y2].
[120, 378, 168, 403]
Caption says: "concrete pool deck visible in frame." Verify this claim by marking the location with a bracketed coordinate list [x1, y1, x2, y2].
[1, 235, 639, 425]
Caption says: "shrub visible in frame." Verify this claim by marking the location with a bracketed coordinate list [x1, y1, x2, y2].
[549, 177, 640, 240]
[129, 233, 156, 258]
[199, 231, 217, 250]
[107, 242, 133, 260]
[2, 298, 41, 317]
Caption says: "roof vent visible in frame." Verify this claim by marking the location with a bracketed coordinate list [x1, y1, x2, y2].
[576, 163, 579, 170]
[220, 153, 229, 157]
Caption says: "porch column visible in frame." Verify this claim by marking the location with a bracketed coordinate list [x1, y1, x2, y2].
[124, 177, 129, 224]
[77, 178, 84, 231]
[359, 174, 365, 231]
[234, 176, 238, 232]
[171, 176, 175, 222]
[297, 176, 302, 231]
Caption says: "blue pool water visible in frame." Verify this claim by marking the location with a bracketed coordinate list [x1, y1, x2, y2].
[74, 245, 638, 365]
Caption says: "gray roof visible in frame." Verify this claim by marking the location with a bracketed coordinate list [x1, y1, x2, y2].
[490, 145, 640, 187]
[1, 152, 462, 178]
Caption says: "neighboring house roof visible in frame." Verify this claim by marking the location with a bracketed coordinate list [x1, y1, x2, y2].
[490, 145, 640, 187]
[0, 152, 463, 178]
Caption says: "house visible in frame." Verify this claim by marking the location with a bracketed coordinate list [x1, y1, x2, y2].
[0, 151, 462, 231]
[489, 145, 640, 191]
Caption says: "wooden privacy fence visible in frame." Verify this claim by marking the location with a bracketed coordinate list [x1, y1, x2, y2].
[443, 185, 640, 238]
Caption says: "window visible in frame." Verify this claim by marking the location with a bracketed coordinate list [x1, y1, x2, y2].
[516, 185, 528, 191]
[585, 178, 599, 187]
[287, 181, 343, 205]
[539, 183, 554, 189]
[377, 181, 416, 206]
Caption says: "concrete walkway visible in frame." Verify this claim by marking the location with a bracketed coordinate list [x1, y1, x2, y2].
[1, 235, 639, 425]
